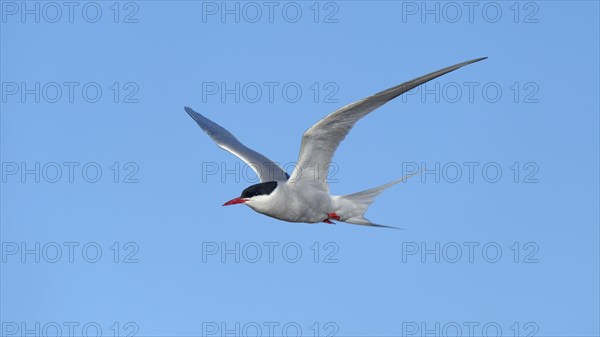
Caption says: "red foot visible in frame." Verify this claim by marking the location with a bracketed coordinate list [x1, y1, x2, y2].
[327, 212, 341, 220]
[323, 219, 335, 224]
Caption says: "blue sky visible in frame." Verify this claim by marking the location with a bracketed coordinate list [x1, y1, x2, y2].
[1, 1, 599, 336]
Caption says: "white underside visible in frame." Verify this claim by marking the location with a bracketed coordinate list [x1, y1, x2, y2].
[243, 176, 406, 225]
[245, 182, 336, 223]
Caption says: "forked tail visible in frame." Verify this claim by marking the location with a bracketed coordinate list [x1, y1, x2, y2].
[340, 171, 419, 229]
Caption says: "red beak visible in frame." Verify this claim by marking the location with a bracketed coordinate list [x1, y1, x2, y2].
[222, 197, 247, 206]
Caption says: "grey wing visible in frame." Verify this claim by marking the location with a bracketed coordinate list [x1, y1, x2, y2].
[185, 107, 289, 182]
[288, 57, 487, 190]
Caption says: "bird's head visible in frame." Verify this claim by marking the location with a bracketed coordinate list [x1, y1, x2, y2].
[223, 181, 279, 207]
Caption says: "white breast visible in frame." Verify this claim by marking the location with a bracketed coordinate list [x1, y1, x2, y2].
[245, 182, 334, 223]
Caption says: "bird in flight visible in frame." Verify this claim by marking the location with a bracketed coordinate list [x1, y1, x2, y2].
[186, 57, 486, 228]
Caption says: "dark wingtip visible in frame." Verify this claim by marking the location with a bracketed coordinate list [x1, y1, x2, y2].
[184, 106, 204, 122]
[464, 57, 488, 65]
[184, 106, 211, 131]
[471, 57, 488, 65]
[371, 224, 406, 230]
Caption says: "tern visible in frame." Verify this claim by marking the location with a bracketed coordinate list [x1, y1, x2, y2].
[186, 57, 486, 228]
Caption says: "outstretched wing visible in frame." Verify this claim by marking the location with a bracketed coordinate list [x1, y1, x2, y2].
[288, 57, 487, 190]
[185, 107, 289, 182]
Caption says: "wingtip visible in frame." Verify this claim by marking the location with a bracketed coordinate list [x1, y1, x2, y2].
[446, 57, 487, 73]
[371, 224, 406, 230]
[184, 106, 202, 120]
[184, 106, 208, 126]
[471, 56, 488, 63]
